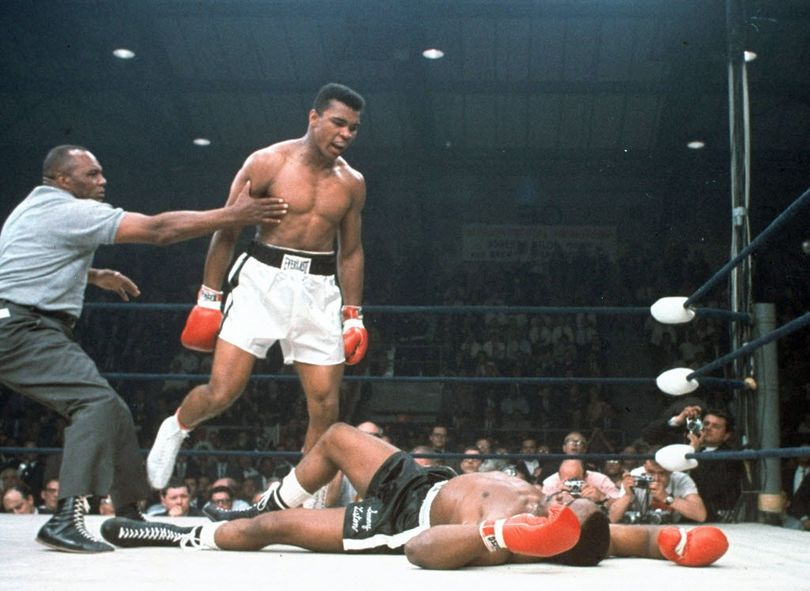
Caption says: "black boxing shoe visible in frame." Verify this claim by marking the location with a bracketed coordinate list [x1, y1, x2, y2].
[101, 517, 197, 548]
[203, 481, 284, 522]
[36, 496, 115, 553]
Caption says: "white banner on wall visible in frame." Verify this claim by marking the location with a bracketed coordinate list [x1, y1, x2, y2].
[462, 224, 617, 262]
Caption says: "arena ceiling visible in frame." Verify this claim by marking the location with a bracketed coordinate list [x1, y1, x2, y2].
[1, 0, 809, 221]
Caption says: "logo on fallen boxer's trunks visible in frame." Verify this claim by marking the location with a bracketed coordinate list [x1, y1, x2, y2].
[363, 508, 378, 532]
[350, 506, 379, 533]
[280, 253, 312, 274]
[0, 308, 9, 319]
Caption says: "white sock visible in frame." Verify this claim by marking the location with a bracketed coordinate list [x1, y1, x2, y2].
[277, 468, 313, 508]
[199, 522, 224, 550]
[174, 410, 192, 433]
[302, 485, 328, 509]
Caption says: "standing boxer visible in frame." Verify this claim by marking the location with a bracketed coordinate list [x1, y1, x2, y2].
[148, 83, 369, 489]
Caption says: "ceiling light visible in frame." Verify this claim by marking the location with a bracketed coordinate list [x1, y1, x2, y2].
[112, 48, 135, 60]
[687, 140, 705, 150]
[193, 138, 211, 146]
[743, 50, 757, 62]
[422, 48, 444, 60]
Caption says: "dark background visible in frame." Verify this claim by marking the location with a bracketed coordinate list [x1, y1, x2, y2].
[1, 0, 808, 451]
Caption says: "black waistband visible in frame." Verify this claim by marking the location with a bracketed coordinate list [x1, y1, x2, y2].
[246, 241, 336, 276]
[0, 299, 78, 329]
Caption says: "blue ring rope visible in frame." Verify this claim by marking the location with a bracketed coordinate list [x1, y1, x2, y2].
[688, 311, 810, 380]
[101, 372, 747, 391]
[684, 185, 810, 308]
[83, 302, 749, 322]
[2, 446, 807, 462]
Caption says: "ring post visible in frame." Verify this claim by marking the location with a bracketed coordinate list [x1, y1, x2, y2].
[753, 303, 781, 524]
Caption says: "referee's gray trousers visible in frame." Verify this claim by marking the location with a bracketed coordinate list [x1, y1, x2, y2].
[0, 303, 149, 506]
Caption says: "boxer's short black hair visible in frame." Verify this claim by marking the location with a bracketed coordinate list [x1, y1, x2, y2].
[313, 83, 365, 114]
[552, 509, 610, 567]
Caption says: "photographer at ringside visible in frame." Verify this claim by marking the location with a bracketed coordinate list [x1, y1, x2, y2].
[641, 395, 707, 446]
[609, 452, 707, 525]
[686, 409, 743, 522]
[541, 459, 621, 507]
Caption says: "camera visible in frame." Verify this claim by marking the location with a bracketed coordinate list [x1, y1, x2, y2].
[645, 509, 673, 525]
[621, 509, 673, 525]
[563, 479, 586, 496]
[632, 474, 655, 489]
[685, 416, 703, 436]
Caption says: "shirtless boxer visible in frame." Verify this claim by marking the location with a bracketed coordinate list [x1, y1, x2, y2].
[147, 83, 369, 489]
[105, 424, 728, 569]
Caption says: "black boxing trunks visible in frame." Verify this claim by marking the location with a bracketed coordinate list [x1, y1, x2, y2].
[342, 452, 455, 553]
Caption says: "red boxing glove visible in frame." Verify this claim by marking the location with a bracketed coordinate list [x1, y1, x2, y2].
[657, 526, 729, 567]
[478, 505, 581, 558]
[180, 285, 223, 352]
[341, 305, 368, 365]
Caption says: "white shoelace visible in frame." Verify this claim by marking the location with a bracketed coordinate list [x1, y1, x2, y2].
[179, 526, 205, 550]
[254, 483, 279, 511]
[73, 497, 98, 541]
[117, 524, 186, 544]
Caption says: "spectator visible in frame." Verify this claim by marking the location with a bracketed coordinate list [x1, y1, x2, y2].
[38, 478, 60, 514]
[209, 478, 250, 511]
[686, 409, 743, 522]
[458, 446, 482, 474]
[541, 459, 621, 506]
[609, 454, 707, 524]
[0, 467, 20, 494]
[151, 479, 205, 517]
[98, 495, 116, 516]
[410, 445, 437, 468]
[475, 436, 502, 472]
[3, 483, 37, 514]
[542, 430, 596, 476]
[207, 485, 235, 512]
[15, 440, 46, 496]
[427, 424, 450, 466]
[518, 437, 543, 483]
[602, 459, 624, 487]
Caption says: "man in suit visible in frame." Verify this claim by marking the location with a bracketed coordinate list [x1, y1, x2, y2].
[686, 409, 743, 522]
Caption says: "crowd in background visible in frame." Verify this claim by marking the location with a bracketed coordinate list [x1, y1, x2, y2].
[2, 237, 809, 519]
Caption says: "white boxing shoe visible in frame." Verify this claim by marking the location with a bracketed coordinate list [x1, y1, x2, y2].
[147, 415, 188, 488]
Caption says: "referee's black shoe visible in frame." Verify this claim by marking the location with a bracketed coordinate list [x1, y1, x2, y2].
[36, 496, 114, 553]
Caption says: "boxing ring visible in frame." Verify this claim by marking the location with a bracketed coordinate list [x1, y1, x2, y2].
[2, 185, 809, 588]
[2, 8, 810, 584]
[1, 515, 807, 590]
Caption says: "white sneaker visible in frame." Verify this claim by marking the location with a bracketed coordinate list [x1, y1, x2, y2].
[147, 415, 188, 488]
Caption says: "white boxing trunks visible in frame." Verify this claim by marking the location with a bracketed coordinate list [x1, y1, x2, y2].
[218, 242, 344, 364]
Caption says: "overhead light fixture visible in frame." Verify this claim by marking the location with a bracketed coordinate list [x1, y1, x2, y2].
[112, 48, 135, 60]
[193, 138, 211, 146]
[687, 140, 705, 150]
[743, 50, 757, 62]
[422, 48, 444, 60]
